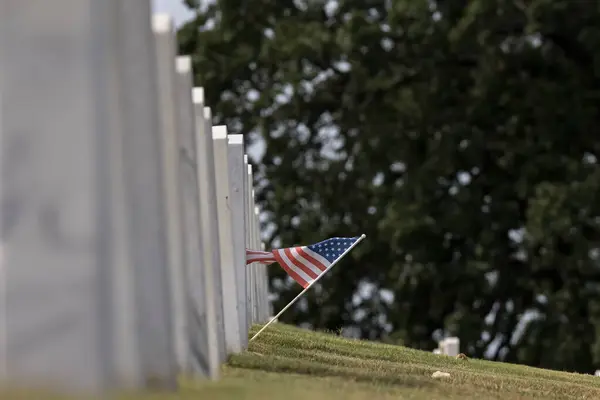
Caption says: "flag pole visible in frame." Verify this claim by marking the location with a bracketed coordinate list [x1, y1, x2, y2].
[249, 234, 366, 342]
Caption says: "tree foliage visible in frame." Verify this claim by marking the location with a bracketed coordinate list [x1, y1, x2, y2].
[178, 0, 600, 372]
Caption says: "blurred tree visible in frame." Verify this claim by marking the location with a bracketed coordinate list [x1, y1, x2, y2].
[178, 0, 600, 372]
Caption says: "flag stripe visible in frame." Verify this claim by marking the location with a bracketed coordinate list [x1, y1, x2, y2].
[297, 247, 328, 271]
[246, 249, 276, 265]
[246, 256, 276, 265]
[276, 249, 315, 286]
[245, 252, 275, 258]
[290, 247, 323, 277]
[284, 248, 318, 279]
[273, 251, 309, 288]
[246, 253, 274, 258]
[246, 254, 275, 260]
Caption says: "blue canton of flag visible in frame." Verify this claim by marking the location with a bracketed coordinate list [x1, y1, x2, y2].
[307, 237, 361, 264]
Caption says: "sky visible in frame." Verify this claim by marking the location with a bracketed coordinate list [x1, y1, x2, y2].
[152, 0, 195, 27]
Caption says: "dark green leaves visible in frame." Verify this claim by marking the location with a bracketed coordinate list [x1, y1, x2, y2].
[179, 0, 600, 372]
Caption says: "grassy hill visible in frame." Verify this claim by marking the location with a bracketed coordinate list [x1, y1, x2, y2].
[4, 323, 600, 399]
[204, 324, 600, 400]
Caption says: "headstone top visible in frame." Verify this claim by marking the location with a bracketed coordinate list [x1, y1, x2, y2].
[228, 134, 243, 145]
[152, 14, 173, 33]
[176, 56, 192, 72]
[212, 125, 228, 139]
[192, 87, 205, 104]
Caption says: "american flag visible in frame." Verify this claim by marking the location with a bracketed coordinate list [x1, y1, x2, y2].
[245, 237, 361, 288]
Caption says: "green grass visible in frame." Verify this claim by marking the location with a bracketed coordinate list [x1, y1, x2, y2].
[3, 323, 600, 399]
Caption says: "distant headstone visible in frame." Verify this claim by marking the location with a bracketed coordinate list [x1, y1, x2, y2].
[245, 165, 256, 325]
[212, 126, 242, 354]
[243, 156, 253, 330]
[191, 92, 226, 365]
[441, 337, 460, 357]
[253, 205, 261, 323]
[227, 135, 248, 348]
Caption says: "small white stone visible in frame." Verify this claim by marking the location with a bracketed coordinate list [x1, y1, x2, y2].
[432, 371, 451, 378]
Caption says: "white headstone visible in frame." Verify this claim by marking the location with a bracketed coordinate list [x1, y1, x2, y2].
[259, 265, 269, 322]
[152, 13, 188, 374]
[246, 164, 256, 325]
[191, 90, 226, 367]
[250, 200, 257, 324]
[0, 1, 177, 393]
[115, 3, 177, 390]
[227, 135, 248, 348]
[262, 242, 273, 318]
[253, 205, 261, 322]
[212, 126, 242, 354]
[243, 156, 253, 330]
[442, 337, 460, 357]
[175, 56, 217, 378]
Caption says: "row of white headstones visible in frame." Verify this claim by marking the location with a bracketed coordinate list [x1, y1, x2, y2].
[0, 4, 271, 396]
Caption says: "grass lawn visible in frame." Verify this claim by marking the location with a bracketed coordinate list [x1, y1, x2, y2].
[3, 323, 600, 399]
